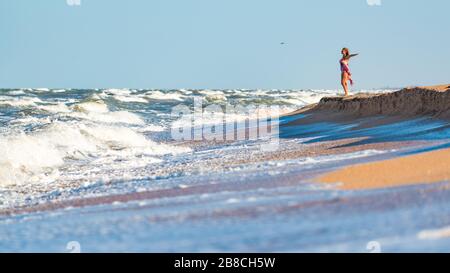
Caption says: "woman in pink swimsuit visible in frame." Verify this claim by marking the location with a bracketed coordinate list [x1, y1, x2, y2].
[340, 48, 358, 96]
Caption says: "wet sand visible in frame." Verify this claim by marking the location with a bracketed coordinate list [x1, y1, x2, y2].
[0, 138, 428, 216]
[318, 148, 450, 190]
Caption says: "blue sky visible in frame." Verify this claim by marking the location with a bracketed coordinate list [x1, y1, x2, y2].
[0, 0, 449, 89]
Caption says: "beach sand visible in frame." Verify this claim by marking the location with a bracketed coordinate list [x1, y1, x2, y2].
[318, 148, 450, 190]
[419, 84, 450, 92]
[285, 84, 450, 124]
[312, 84, 450, 190]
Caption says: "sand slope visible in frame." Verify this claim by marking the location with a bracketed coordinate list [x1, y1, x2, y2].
[287, 84, 450, 121]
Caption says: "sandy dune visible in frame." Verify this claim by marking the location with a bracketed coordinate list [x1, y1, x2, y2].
[286, 84, 450, 122]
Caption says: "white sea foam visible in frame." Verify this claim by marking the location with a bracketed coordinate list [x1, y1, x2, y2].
[145, 91, 185, 101]
[72, 100, 110, 113]
[34, 88, 51, 92]
[0, 121, 190, 186]
[52, 89, 68, 93]
[171, 105, 296, 129]
[198, 90, 228, 102]
[68, 110, 145, 125]
[9, 116, 52, 126]
[0, 90, 194, 186]
[67, 99, 146, 125]
[104, 88, 134, 95]
[0, 133, 64, 184]
[139, 125, 166, 132]
[6, 90, 26, 95]
[113, 95, 148, 103]
[0, 96, 43, 108]
[37, 103, 71, 113]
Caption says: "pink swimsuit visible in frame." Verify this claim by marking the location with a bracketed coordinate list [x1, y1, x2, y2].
[340, 59, 354, 85]
[340, 59, 350, 74]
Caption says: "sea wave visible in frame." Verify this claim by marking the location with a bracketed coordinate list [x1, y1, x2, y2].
[144, 90, 186, 101]
[0, 87, 394, 186]
[0, 89, 197, 186]
[0, 121, 190, 186]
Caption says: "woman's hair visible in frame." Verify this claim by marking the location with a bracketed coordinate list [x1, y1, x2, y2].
[342, 47, 350, 57]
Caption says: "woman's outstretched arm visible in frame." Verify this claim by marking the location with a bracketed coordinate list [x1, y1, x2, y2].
[345, 53, 359, 60]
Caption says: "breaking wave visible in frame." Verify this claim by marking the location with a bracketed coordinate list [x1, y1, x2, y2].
[0, 87, 392, 186]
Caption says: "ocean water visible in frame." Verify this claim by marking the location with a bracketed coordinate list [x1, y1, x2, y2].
[0, 87, 356, 188]
[4, 87, 450, 252]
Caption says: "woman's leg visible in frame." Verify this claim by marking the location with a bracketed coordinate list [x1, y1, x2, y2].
[341, 73, 349, 96]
